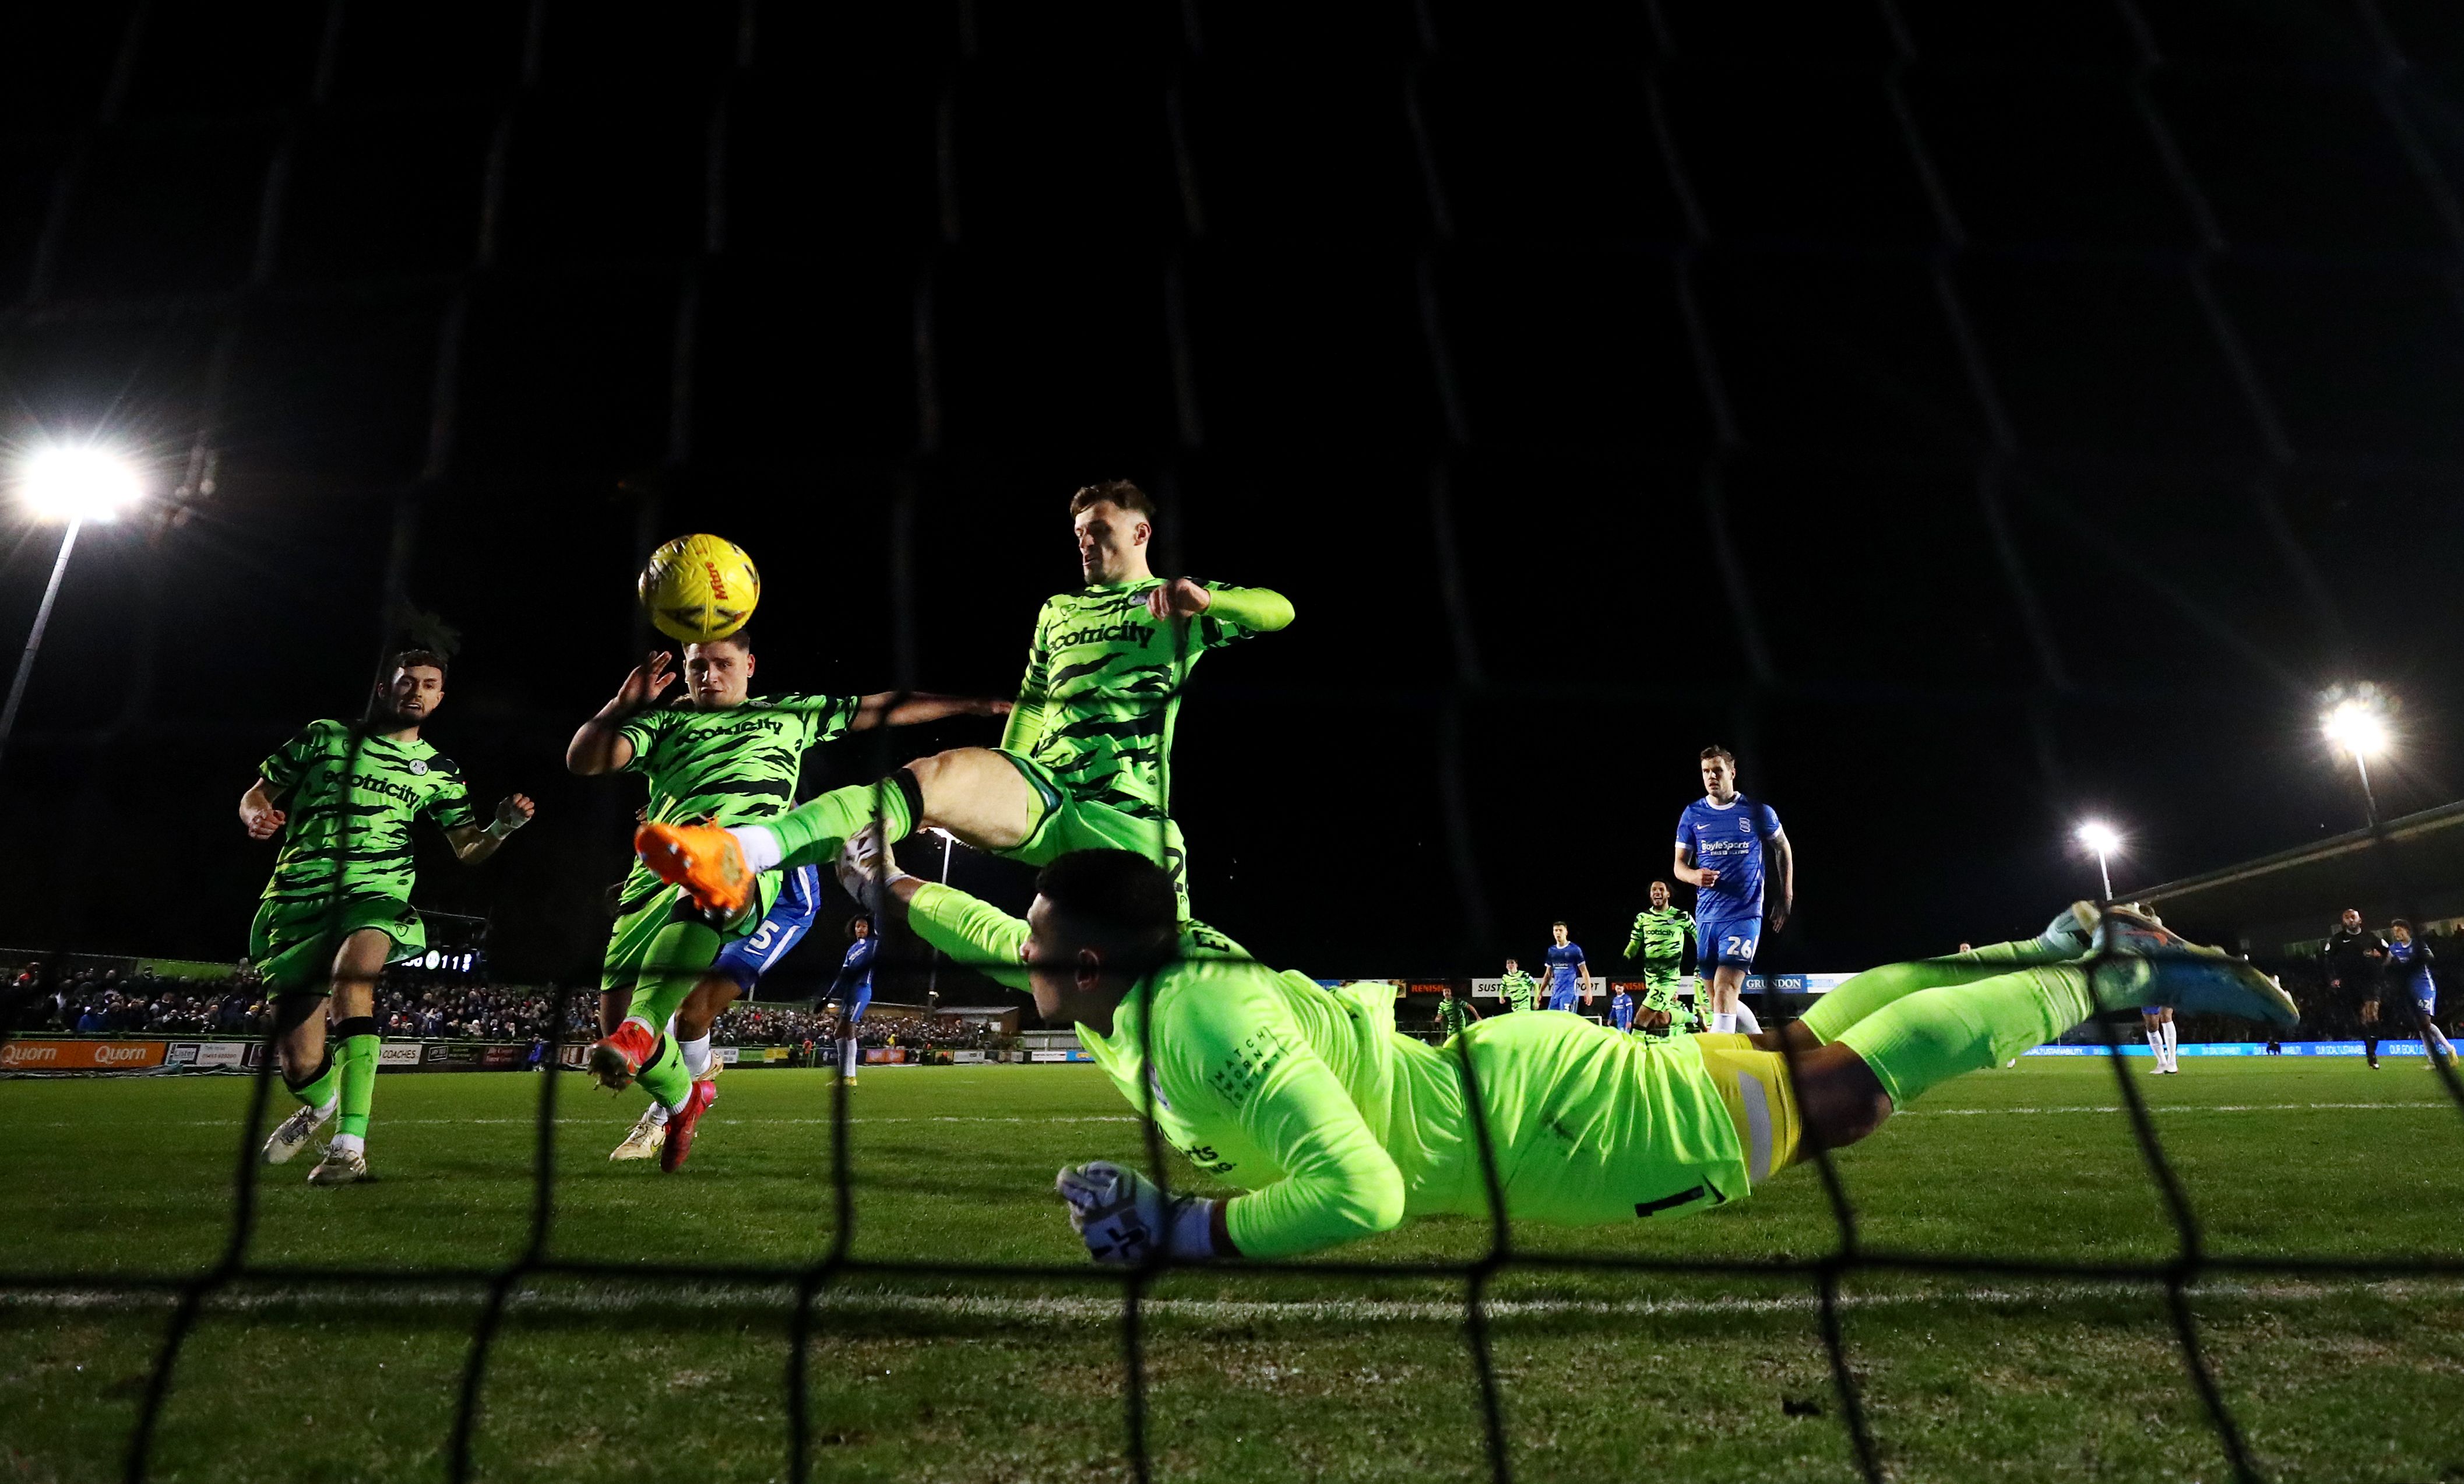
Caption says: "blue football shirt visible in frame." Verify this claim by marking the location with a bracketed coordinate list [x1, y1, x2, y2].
[1543, 942, 1586, 990]
[2386, 938, 2437, 1002]
[1676, 794, 1783, 919]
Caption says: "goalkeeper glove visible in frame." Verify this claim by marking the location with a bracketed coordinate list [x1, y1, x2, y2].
[834, 825, 916, 914]
[1054, 1161, 1220, 1265]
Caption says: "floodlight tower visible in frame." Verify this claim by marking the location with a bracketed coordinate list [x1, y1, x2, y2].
[2321, 695, 2391, 829]
[2075, 820, 2121, 900]
[0, 443, 145, 770]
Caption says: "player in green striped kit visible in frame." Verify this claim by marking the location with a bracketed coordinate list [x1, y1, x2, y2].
[833, 840, 2296, 1261]
[241, 651, 536, 1186]
[568, 632, 1004, 1171]
[1434, 983, 1481, 1040]
[1497, 960, 1539, 1014]
[1624, 880, 1697, 1038]
[633, 480, 1293, 925]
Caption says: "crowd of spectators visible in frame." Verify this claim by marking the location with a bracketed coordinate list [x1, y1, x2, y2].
[715, 1003, 1000, 1051]
[4, 960, 598, 1042]
[8, 961, 270, 1036]
[6, 958, 1011, 1055]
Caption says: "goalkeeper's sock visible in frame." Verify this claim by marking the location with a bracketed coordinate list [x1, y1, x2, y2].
[637, 1034, 691, 1112]
[1800, 957, 2046, 1045]
[680, 1034, 713, 1078]
[763, 770, 921, 872]
[285, 1046, 340, 1111]
[1836, 965, 2095, 1108]
[333, 1018, 381, 1140]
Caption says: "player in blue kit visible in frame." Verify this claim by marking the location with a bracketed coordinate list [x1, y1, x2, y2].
[1674, 745, 1793, 1035]
[1541, 922, 1593, 1011]
[825, 915, 878, 1084]
[2385, 920, 2459, 1069]
[1609, 984, 1636, 1032]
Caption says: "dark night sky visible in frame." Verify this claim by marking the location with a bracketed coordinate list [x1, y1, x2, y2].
[2, 1, 2462, 1001]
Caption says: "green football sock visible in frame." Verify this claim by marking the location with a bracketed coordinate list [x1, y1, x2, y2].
[335, 1032, 379, 1138]
[629, 921, 724, 1037]
[636, 1033, 691, 1112]
[1801, 957, 2033, 1044]
[769, 775, 916, 871]
[1956, 935, 2068, 965]
[286, 1048, 340, 1110]
[1834, 965, 2095, 1108]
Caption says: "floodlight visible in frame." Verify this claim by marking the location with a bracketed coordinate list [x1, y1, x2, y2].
[19, 443, 144, 523]
[2075, 822, 2122, 856]
[2321, 700, 2388, 759]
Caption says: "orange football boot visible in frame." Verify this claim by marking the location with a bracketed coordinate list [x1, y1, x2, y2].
[589, 1018, 657, 1092]
[634, 820, 753, 917]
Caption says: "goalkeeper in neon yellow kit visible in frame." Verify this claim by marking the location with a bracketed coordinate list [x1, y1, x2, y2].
[831, 833, 2296, 1261]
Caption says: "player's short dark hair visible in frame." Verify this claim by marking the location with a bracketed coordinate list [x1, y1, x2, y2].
[1035, 850, 1177, 972]
[2391, 917, 2413, 932]
[688, 628, 754, 655]
[389, 648, 448, 679]
[1070, 479, 1156, 524]
[1551, 920, 1567, 929]
[846, 914, 871, 938]
[1699, 744, 1735, 765]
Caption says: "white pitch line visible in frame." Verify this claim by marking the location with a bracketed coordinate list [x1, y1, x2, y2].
[1904, 1102, 2455, 1116]
[0, 1277, 2448, 1326]
[26, 1102, 2454, 1133]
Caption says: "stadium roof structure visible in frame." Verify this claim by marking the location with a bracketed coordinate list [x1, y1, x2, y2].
[2128, 799, 2464, 955]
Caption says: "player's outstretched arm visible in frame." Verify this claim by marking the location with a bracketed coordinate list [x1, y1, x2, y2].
[849, 691, 1013, 731]
[1149, 580, 1294, 635]
[568, 653, 674, 774]
[446, 795, 535, 863]
[1156, 984, 1406, 1259]
[238, 778, 286, 840]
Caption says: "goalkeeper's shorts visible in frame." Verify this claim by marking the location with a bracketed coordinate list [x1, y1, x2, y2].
[1691, 1033, 1807, 1186]
[997, 749, 1189, 917]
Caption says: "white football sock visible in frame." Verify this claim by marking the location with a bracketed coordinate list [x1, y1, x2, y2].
[1710, 1012, 1736, 1034]
[1732, 1001, 1762, 1035]
[728, 824, 783, 874]
[646, 1101, 670, 1126]
[2162, 1023, 2178, 1069]
[331, 1133, 365, 1156]
[841, 1037, 858, 1076]
[680, 1035, 712, 1078]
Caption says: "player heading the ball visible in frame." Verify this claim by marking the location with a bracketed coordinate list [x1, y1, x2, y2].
[633, 479, 1293, 924]
[571, 621, 1009, 1172]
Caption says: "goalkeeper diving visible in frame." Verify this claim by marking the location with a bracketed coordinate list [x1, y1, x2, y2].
[831, 829, 2295, 1263]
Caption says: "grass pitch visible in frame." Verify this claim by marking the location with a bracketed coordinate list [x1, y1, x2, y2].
[3, 1057, 2461, 1482]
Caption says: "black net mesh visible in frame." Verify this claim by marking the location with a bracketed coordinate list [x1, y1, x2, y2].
[3, 2, 2464, 1481]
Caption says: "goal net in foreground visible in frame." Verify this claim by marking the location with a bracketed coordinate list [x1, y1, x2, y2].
[3, 3, 2463, 1481]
